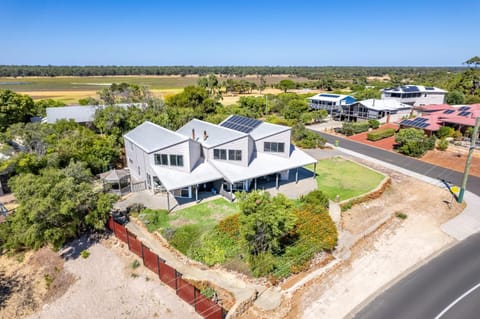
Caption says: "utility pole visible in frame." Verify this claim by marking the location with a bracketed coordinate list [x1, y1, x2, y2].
[458, 117, 480, 203]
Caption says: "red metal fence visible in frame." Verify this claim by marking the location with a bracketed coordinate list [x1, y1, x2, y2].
[107, 217, 226, 319]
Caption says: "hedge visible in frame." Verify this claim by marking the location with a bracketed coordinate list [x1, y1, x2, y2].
[342, 122, 370, 136]
[367, 128, 396, 141]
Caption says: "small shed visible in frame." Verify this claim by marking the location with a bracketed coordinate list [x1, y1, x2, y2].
[99, 169, 131, 195]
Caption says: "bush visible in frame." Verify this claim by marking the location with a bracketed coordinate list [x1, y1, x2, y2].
[300, 190, 329, 209]
[131, 259, 140, 269]
[368, 119, 380, 129]
[395, 212, 408, 219]
[217, 213, 240, 240]
[436, 126, 454, 139]
[396, 128, 435, 157]
[452, 130, 463, 140]
[342, 122, 369, 136]
[292, 123, 326, 148]
[189, 228, 240, 266]
[437, 138, 449, 151]
[367, 128, 395, 141]
[249, 252, 275, 277]
[80, 250, 90, 259]
[170, 224, 204, 255]
[200, 287, 216, 299]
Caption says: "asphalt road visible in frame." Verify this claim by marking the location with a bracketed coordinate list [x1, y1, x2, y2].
[312, 131, 480, 196]
[354, 233, 480, 319]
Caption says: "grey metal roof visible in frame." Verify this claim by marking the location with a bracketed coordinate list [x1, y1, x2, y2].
[124, 121, 189, 153]
[46, 105, 98, 123]
[249, 121, 290, 140]
[177, 119, 247, 148]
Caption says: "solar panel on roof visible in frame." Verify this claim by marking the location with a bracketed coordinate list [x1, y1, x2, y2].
[220, 115, 262, 133]
[458, 111, 472, 117]
[401, 86, 420, 92]
[425, 87, 435, 90]
[443, 109, 455, 114]
[320, 94, 340, 98]
[458, 106, 471, 112]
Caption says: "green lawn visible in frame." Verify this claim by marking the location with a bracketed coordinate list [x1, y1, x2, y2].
[140, 198, 238, 232]
[305, 157, 384, 201]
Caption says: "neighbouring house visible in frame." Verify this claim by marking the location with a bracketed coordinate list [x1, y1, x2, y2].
[399, 104, 480, 136]
[123, 115, 317, 208]
[342, 99, 413, 123]
[381, 85, 447, 106]
[45, 103, 146, 124]
[308, 93, 356, 116]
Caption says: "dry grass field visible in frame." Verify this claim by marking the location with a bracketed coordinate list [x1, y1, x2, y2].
[0, 75, 314, 105]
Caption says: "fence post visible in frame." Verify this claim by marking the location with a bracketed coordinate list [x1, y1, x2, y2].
[157, 255, 161, 278]
[126, 230, 130, 250]
[194, 287, 197, 311]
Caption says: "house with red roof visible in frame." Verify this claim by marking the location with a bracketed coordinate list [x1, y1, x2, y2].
[399, 104, 480, 136]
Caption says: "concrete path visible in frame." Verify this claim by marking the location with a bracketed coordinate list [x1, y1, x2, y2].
[124, 220, 277, 317]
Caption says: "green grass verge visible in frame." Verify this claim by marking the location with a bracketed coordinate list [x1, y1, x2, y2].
[305, 157, 384, 201]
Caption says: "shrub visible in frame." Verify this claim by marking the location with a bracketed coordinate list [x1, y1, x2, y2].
[170, 224, 204, 255]
[249, 252, 275, 277]
[189, 228, 240, 266]
[342, 122, 369, 136]
[292, 123, 326, 148]
[367, 128, 395, 141]
[437, 138, 449, 151]
[436, 126, 454, 139]
[217, 213, 240, 240]
[200, 287, 216, 299]
[300, 190, 329, 209]
[395, 212, 408, 219]
[131, 259, 140, 269]
[127, 203, 145, 216]
[452, 130, 463, 140]
[80, 250, 90, 259]
[368, 119, 380, 129]
[396, 128, 435, 157]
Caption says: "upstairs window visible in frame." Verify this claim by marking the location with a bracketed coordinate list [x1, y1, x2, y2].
[154, 154, 169, 166]
[228, 149, 242, 161]
[170, 154, 184, 167]
[213, 149, 227, 160]
[264, 142, 285, 153]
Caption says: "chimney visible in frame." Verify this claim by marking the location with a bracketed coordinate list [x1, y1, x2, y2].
[192, 128, 195, 140]
[203, 130, 208, 140]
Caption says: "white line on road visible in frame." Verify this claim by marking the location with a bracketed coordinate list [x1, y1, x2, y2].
[434, 282, 480, 319]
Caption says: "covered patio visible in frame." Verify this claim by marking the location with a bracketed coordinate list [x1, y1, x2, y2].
[99, 169, 131, 195]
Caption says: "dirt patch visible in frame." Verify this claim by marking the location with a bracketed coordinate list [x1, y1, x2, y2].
[27, 237, 201, 319]
[342, 172, 464, 235]
[421, 148, 480, 177]
[0, 247, 74, 319]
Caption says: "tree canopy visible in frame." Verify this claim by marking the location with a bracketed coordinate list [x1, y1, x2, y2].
[0, 161, 116, 251]
[0, 90, 36, 131]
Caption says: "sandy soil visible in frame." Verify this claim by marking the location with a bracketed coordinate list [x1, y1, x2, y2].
[26, 237, 201, 319]
[290, 166, 463, 319]
[421, 148, 480, 177]
[0, 248, 75, 319]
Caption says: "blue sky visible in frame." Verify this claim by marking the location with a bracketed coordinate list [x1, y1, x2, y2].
[1, 0, 479, 66]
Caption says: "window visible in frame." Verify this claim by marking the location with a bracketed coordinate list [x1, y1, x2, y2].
[264, 142, 285, 153]
[213, 149, 227, 160]
[170, 154, 184, 167]
[154, 154, 168, 166]
[228, 149, 242, 161]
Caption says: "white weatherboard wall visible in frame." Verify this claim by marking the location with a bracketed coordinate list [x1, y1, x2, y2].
[255, 129, 291, 158]
[188, 140, 202, 171]
[149, 140, 191, 173]
[125, 139, 149, 182]
[207, 136, 250, 167]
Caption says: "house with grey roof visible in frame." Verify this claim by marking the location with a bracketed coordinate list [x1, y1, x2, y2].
[342, 99, 413, 123]
[45, 103, 146, 124]
[123, 115, 316, 208]
[381, 85, 447, 106]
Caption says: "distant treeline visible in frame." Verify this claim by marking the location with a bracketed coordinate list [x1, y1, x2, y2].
[0, 65, 466, 79]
